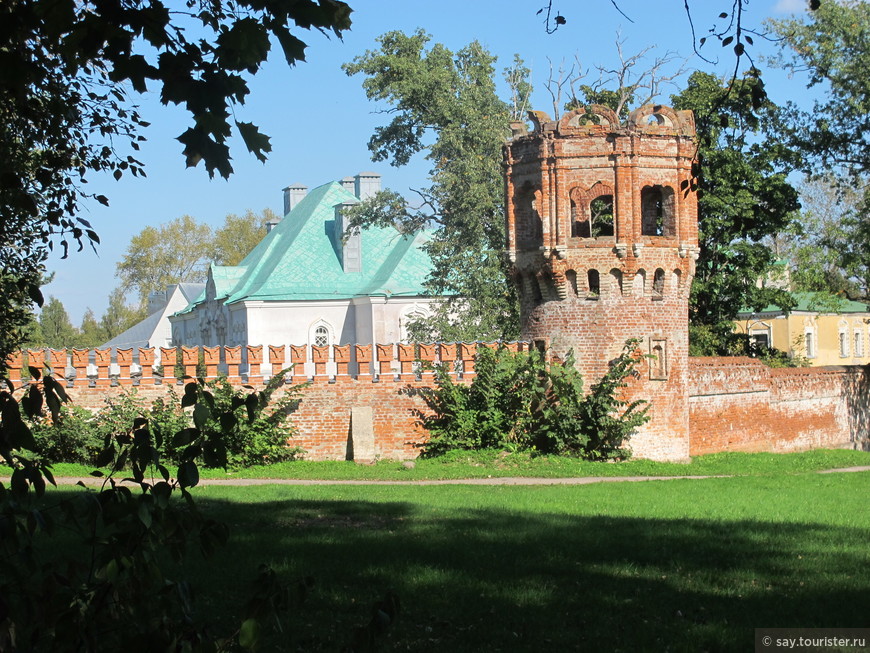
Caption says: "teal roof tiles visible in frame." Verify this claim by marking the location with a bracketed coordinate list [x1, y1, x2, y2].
[183, 180, 441, 310]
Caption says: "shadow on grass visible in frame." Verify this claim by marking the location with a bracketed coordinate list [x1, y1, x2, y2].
[188, 496, 870, 652]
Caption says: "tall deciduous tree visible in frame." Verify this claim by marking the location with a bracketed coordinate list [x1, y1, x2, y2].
[116, 215, 215, 303]
[771, 1, 870, 180]
[343, 30, 528, 341]
[99, 288, 147, 342]
[772, 177, 867, 299]
[670, 71, 799, 352]
[213, 208, 277, 266]
[771, 1, 870, 301]
[78, 308, 105, 348]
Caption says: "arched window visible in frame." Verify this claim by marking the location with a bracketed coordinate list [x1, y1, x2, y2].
[571, 199, 589, 238]
[565, 270, 578, 296]
[587, 269, 600, 296]
[309, 321, 334, 350]
[590, 195, 614, 237]
[633, 270, 646, 297]
[515, 184, 543, 248]
[652, 268, 665, 298]
[609, 268, 623, 296]
[314, 326, 329, 347]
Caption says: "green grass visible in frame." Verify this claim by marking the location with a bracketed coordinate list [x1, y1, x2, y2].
[45, 448, 870, 481]
[172, 472, 870, 652]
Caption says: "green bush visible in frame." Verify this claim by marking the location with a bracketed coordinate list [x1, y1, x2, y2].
[27, 374, 304, 468]
[30, 403, 101, 464]
[422, 340, 649, 460]
[197, 372, 306, 468]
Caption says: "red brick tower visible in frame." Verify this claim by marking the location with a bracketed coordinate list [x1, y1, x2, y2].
[503, 105, 699, 460]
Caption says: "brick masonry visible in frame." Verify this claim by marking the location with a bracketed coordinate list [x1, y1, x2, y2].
[5, 344, 868, 462]
[688, 357, 870, 454]
[5, 107, 867, 462]
[503, 105, 699, 460]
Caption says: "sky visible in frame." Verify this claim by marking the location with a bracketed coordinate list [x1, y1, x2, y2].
[43, 0, 811, 324]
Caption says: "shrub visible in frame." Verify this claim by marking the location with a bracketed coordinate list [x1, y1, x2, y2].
[423, 340, 648, 460]
[30, 403, 101, 464]
[197, 371, 306, 467]
[24, 373, 304, 468]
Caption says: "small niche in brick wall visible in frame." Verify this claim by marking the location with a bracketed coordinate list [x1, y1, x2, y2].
[649, 338, 668, 380]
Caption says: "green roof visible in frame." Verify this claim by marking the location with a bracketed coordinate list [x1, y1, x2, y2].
[180, 181, 441, 312]
[738, 291, 870, 315]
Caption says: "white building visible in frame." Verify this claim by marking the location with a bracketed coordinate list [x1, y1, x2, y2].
[170, 173, 445, 349]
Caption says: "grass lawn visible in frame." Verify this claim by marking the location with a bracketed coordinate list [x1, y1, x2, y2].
[46, 448, 870, 481]
[173, 470, 870, 652]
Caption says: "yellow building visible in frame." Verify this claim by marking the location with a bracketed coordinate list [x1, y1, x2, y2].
[735, 293, 870, 366]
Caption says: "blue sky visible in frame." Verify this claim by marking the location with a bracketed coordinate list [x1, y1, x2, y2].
[44, 0, 810, 324]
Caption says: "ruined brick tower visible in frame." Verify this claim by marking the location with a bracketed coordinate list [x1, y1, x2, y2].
[503, 104, 699, 460]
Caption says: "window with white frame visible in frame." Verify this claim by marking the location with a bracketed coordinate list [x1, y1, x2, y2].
[749, 323, 771, 351]
[308, 321, 334, 350]
[855, 329, 864, 357]
[804, 329, 816, 359]
[839, 329, 849, 358]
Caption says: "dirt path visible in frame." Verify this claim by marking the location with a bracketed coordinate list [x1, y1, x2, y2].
[12, 466, 870, 488]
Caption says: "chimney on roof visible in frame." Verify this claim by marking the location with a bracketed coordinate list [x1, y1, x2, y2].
[147, 289, 168, 315]
[340, 176, 356, 194]
[265, 215, 280, 233]
[334, 201, 362, 273]
[282, 183, 308, 216]
[354, 172, 381, 201]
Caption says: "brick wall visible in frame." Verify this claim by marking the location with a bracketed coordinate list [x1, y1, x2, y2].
[4, 343, 497, 462]
[688, 357, 870, 455]
[6, 347, 868, 461]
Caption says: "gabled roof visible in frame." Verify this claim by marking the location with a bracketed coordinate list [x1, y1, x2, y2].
[102, 283, 205, 349]
[179, 180, 442, 312]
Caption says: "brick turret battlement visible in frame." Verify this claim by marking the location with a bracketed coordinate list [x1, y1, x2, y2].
[504, 104, 699, 460]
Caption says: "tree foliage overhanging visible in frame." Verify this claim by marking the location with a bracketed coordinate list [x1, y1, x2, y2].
[0, 0, 352, 369]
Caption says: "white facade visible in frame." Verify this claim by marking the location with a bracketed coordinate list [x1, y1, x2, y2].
[170, 295, 439, 348]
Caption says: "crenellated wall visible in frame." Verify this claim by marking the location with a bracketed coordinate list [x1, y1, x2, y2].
[4, 347, 868, 461]
[3, 342, 521, 462]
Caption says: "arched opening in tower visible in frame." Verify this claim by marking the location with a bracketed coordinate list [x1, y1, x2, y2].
[641, 185, 676, 237]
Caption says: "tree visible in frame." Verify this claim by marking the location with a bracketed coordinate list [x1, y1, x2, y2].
[100, 288, 147, 342]
[0, 0, 352, 372]
[771, 1, 870, 302]
[78, 308, 105, 348]
[771, 1, 870, 180]
[213, 208, 277, 266]
[38, 297, 78, 350]
[771, 176, 867, 300]
[343, 30, 527, 341]
[565, 38, 687, 120]
[670, 71, 800, 353]
[116, 215, 215, 303]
